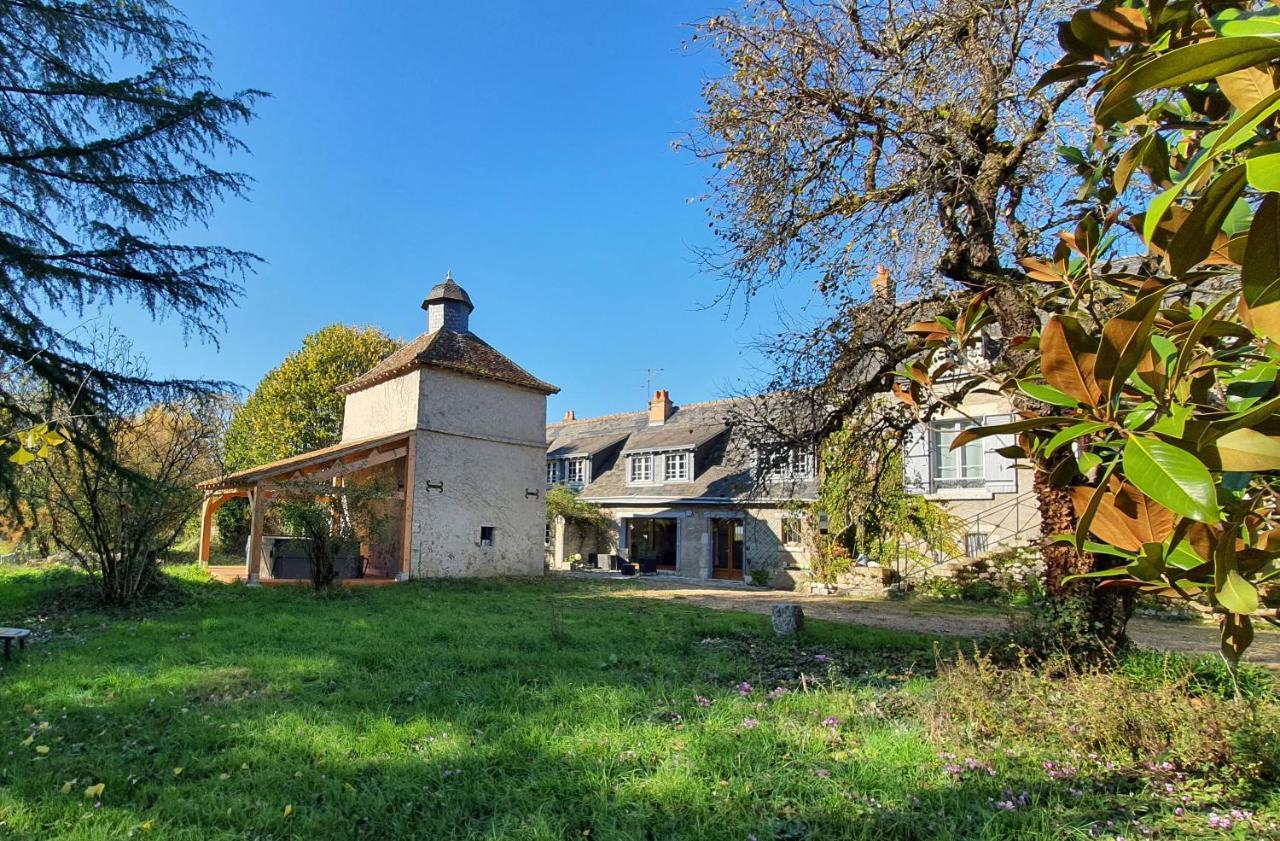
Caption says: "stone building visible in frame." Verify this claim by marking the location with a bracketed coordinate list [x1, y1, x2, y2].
[544, 390, 819, 584]
[197, 274, 558, 583]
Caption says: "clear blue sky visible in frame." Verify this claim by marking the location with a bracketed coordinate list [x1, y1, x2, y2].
[92, 0, 825, 420]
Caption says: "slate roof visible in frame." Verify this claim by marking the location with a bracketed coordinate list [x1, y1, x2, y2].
[545, 396, 819, 504]
[422, 277, 474, 311]
[336, 329, 558, 395]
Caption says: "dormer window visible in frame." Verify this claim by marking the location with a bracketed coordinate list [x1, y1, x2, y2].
[546, 459, 562, 485]
[628, 454, 653, 484]
[565, 458, 585, 485]
[664, 452, 689, 481]
[757, 445, 816, 481]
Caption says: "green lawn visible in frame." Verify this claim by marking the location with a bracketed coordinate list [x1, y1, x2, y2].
[0, 564, 1276, 840]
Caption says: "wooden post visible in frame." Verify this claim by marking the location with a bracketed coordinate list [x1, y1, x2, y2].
[197, 494, 215, 566]
[246, 483, 267, 586]
[399, 433, 416, 581]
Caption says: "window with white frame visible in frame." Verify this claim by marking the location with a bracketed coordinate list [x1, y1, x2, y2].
[664, 452, 689, 481]
[930, 419, 984, 488]
[757, 445, 817, 481]
[546, 459, 561, 485]
[565, 458, 585, 485]
[628, 454, 653, 484]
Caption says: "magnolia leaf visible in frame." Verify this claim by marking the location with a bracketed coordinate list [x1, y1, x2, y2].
[1221, 613, 1254, 665]
[1212, 6, 1280, 37]
[1045, 421, 1108, 456]
[1077, 450, 1102, 476]
[1041, 316, 1102, 404]
[1246, 145, 1280, 192]
[1218, 66, 1276, 111]
[284, 804, 293, 818]
[1168, 165, 1247, 276]
[84, 783, 104, 799]
[1122, 435, 1221, 523]
[1218, 569, 1260, 615]
[1242, 192, 1280, 346]
[951, 417, 1073, 450]
[1017, 381, 1081, 408]
[1209, 428, 1280, 471]
[1070, 480, 1174, 552]
[1097, 37, 1280, 126]
[35, 745, 49, 755]
[1095, 294, 1163, 405]
[1069, 7, 1146, 49]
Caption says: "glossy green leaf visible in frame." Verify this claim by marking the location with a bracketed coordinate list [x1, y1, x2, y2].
[950, 417, 1074, 450]
[1211, 6, 1280, 37]
[1218, 569, 1260, 614]
[1246, 144, 1280, 191]
[1243, 192, 1280, 346]
[1098, 37, 1280, 125]
[1076, 450, 1103, 476]
[1017, 381, 1082, 408]
[1122, 435, 1221, 523]
[1044, 421, 1108, 456]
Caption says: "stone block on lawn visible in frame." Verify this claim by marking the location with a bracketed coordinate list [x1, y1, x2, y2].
[771, 604, 805, 636]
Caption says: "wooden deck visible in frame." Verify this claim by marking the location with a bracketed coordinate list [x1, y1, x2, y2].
[205, 566, 398, 587]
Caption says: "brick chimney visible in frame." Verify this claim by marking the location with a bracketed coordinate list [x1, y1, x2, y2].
[871, 264, 896, 303]
[648, 389, 674, 426]
[562, 410, 576, 422]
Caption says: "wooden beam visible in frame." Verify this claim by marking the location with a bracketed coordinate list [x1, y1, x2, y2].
[198, 492, 239, 565]
[246, 483, 267, 586]
[291, 446, 408, 487]
[400, 434, 416, 580]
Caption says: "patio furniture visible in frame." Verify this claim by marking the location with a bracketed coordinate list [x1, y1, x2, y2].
[638, 557, 658, 575]
[1, 628, 31, 660]
[618, 562, 636, 576]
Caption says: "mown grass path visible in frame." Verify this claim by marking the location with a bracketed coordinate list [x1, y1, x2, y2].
[591, 575, 1280, 669]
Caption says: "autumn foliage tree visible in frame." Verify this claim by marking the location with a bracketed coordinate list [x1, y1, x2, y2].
[215, 325, 400, 553]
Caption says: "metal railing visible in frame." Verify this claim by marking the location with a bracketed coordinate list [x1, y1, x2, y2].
[889, 490, 1042, 586]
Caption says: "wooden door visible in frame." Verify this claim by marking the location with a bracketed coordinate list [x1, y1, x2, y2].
[712, 518, 743, 580]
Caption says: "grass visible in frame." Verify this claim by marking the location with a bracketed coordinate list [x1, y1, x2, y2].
[0, 563, 1276, 840]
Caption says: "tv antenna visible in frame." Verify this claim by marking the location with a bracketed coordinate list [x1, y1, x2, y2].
[644, 368, 664, 398]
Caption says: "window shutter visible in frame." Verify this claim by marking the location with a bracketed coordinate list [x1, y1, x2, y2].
[983, 413, 1017, 494]
[903, 424, 930, 495]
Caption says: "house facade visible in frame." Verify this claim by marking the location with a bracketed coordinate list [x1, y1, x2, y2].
[198, 275, 558, 582]
[544, 390, 819, 584]
[903, 390, 1041, 560]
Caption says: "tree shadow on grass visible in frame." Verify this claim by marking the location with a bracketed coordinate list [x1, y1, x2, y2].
[0, 574, 1233, 840]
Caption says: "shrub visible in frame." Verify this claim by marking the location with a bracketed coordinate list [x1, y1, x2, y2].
[928, 648, 1280, 799]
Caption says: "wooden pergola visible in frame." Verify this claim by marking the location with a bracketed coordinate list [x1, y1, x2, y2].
[196, 431, 416, 584]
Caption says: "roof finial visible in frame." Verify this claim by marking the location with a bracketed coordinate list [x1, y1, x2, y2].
[445, 268, 453, 282]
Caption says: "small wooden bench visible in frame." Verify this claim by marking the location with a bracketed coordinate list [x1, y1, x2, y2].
[1, 628, 31, 660]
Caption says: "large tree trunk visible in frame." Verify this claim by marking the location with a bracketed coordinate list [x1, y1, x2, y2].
[1035, 469, 1134, 656]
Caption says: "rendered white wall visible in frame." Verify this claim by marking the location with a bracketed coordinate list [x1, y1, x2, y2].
[341, 373, 420, 442]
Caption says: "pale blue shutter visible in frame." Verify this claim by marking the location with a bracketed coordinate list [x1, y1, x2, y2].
[903, 424, 930, 495]
[982, 413, 1017, 494]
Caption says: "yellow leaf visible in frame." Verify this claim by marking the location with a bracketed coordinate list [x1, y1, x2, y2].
[172, 767, 183, 776]
[21, 735, 33, 746]
[283, 804, 293, 818]
[84, 783, 105, 799]
[35, 745, 49, 754]
[8, 447, 35, 466]
[41, 429, 66, 447]
[60, 781, 73, 794]
[140, 820, 154, 832]
[218, 773, 230, 780]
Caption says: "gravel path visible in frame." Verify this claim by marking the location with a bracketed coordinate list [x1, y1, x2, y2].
[588, 575, 1280, 669]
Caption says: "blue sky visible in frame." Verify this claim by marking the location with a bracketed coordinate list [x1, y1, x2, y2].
[88, 0, 826, 420]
